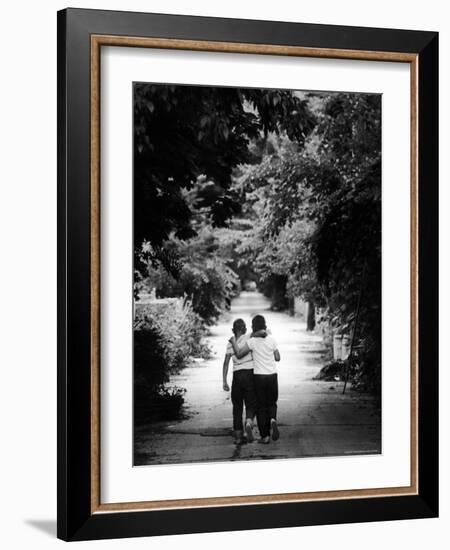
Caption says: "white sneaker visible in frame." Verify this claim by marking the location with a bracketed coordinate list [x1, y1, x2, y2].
[245, 419, 254, 443]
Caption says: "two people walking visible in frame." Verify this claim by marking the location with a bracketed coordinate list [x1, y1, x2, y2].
[223, 314, 281, 444]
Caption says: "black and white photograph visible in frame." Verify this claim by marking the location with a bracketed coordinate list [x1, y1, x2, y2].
[132, 83, 382, 466]
[0, 0, 444, 545]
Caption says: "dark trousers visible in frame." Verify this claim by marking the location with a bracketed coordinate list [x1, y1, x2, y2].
[231, 369, 257, 431]
[254, 374, 278, 438]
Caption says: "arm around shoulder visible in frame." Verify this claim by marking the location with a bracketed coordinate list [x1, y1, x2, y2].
[229, 337, 251, 359]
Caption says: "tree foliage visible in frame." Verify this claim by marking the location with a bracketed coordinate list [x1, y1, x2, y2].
[134, 84, 315, 249]
[137, 227, 240, 324]
[236, 92, 382, 392]
[134, 85, 382, 394]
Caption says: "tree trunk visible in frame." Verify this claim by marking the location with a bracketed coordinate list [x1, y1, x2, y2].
[306, 301, 316, 331]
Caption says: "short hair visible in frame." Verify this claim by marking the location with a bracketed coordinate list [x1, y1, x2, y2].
[232, 318, 246, 335]
[252, 315, 266, 332]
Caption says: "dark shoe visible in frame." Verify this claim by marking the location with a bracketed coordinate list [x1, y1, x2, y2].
[270, 418, 280, 441]
[245, 419, 254, 443]
[258, 436, 270, 444]
[234, 430, 244, 445]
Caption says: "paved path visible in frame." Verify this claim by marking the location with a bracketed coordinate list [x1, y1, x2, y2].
[134, 292, 381, 465]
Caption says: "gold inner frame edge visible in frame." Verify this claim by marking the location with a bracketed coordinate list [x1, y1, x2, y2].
[90, 34, 419, 514]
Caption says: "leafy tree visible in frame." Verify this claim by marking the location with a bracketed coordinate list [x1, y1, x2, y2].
[133, 84, 315, 253]
[141, 226, 240, 324]
[134, 85, 382, 394]
[235, 92, 382, 392]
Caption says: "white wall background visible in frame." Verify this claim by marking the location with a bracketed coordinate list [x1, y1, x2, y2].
[0, 1, 446, 548]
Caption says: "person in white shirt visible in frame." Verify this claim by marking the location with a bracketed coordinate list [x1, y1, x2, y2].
[223, 319, 257, 444]
[229, 315, 281, 444]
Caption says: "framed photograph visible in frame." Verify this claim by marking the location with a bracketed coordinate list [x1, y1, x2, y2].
[57, 8, 438, 541]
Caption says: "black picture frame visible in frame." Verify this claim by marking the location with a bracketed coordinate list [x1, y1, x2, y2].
[57, 7, 438, 541]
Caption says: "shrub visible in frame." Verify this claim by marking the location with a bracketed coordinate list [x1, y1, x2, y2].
[179, 260, 239, 324]
[135, 298, 210, 370]
[133, 325, 186, 420]
[144, 257, 239, 325]
[138, 227, 240, 325]
[134, 297, 210, 421]
[134, 325, 167, 390]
